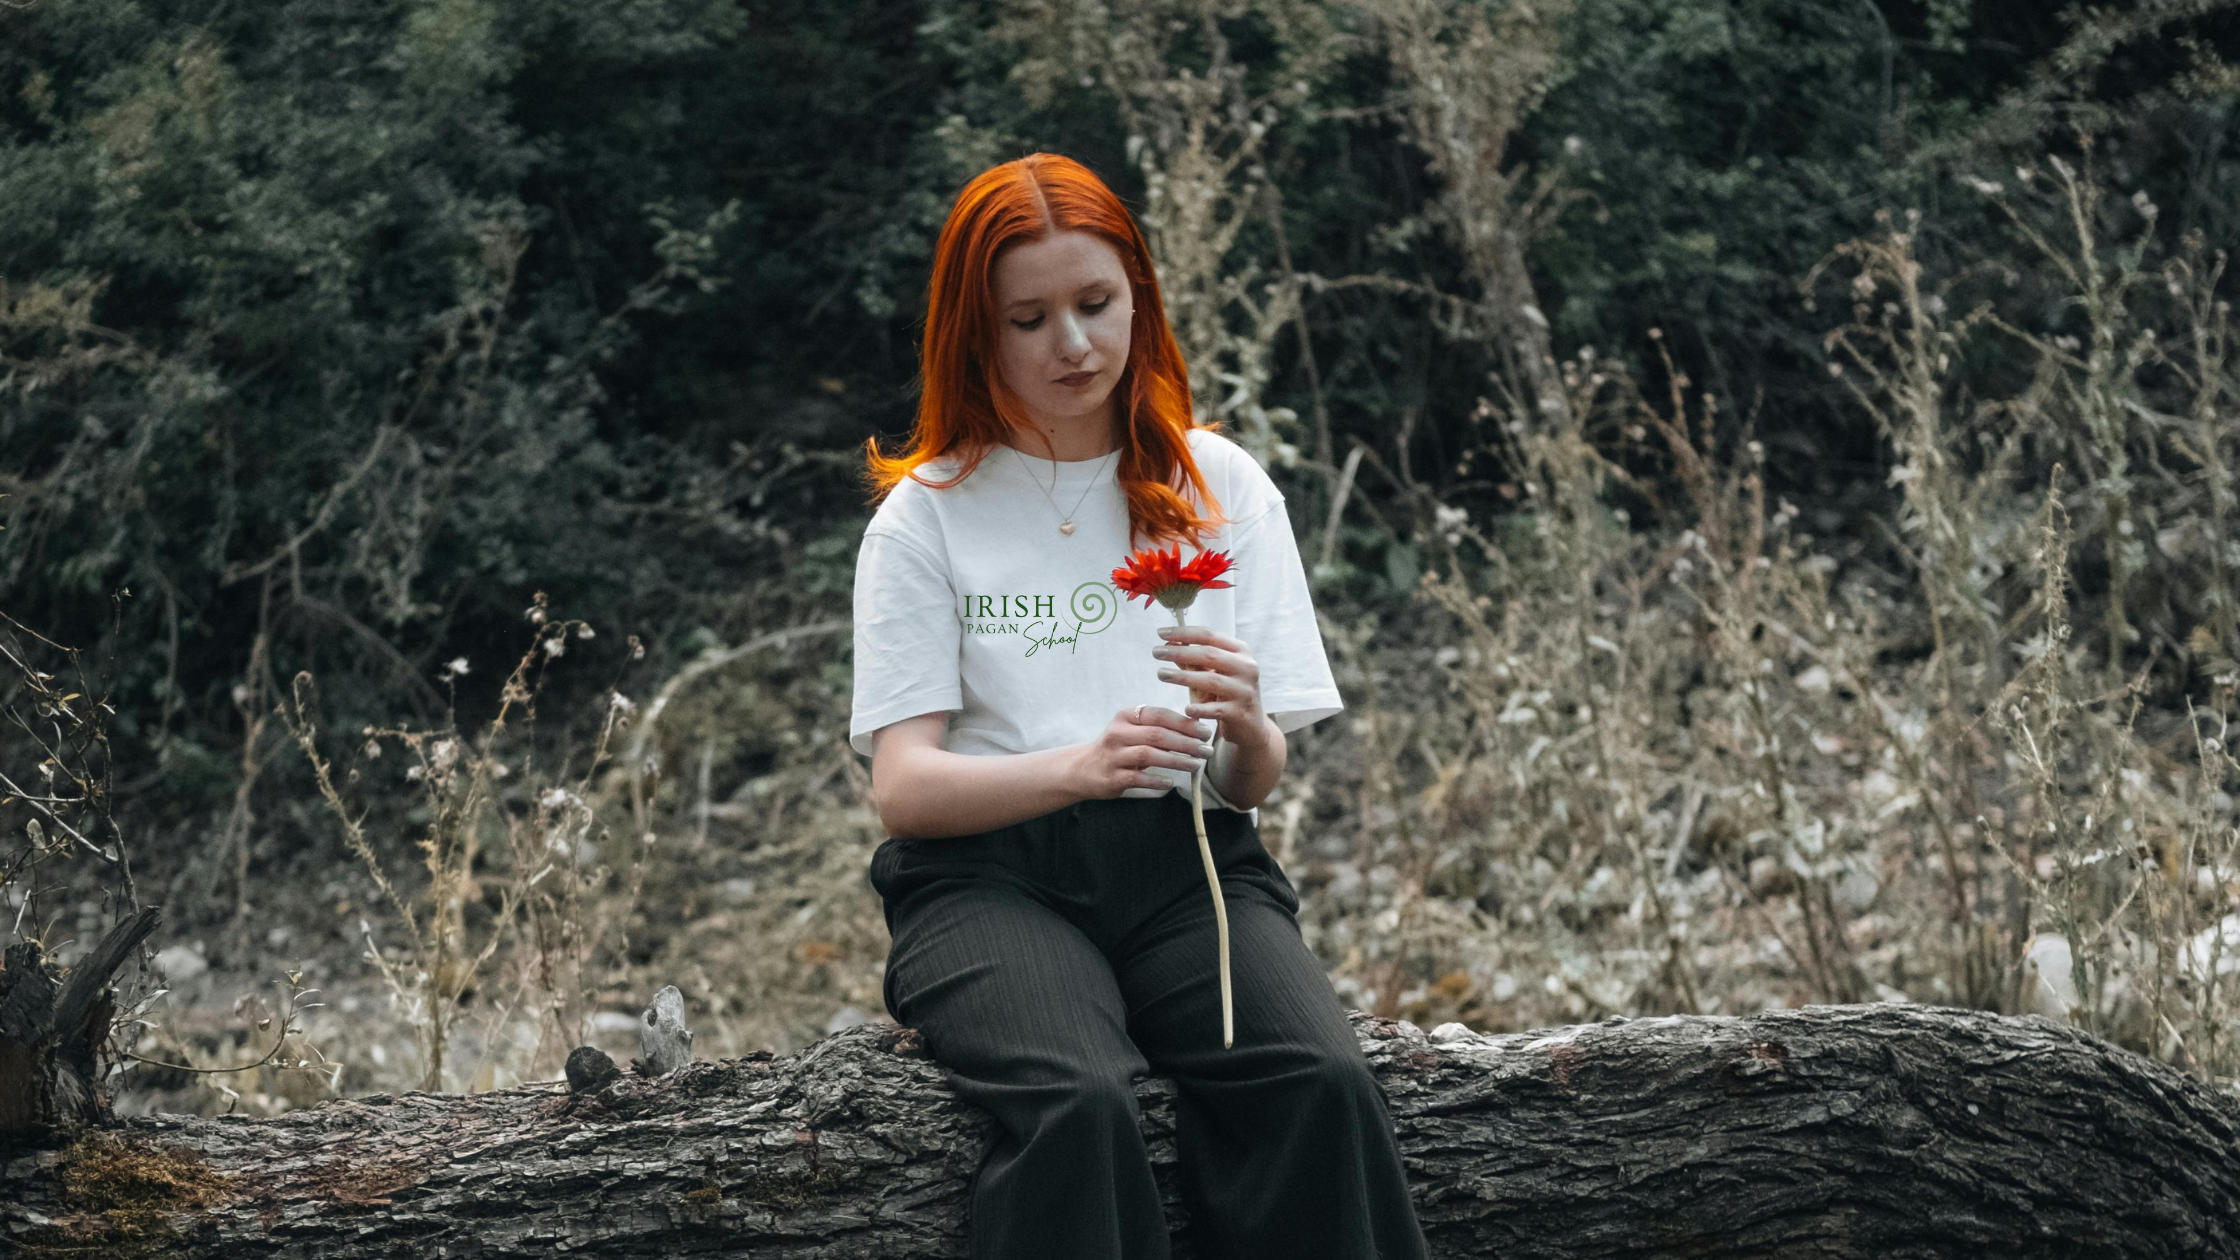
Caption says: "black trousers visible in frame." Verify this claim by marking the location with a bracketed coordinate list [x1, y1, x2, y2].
[871, 792, 1429, 1260]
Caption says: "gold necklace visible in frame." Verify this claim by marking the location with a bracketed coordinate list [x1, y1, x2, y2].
[1020, 445, 1118, 535]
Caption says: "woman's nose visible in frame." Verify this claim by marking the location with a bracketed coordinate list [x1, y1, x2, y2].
[1057, 309, 1092, 358]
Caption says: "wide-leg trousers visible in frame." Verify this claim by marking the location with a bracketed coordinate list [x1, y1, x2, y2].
[870, 790, 1430, 1260]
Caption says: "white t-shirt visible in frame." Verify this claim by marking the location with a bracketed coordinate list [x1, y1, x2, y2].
[848, 426, 1344, 815]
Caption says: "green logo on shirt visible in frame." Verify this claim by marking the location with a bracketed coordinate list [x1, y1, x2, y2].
[963, 581, 1118, 657]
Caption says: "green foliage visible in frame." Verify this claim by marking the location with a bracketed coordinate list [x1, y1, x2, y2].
[2, 0, 2238, 1085]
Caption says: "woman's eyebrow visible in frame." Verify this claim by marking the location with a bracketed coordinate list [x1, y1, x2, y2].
[1004, 282, 1113, 310]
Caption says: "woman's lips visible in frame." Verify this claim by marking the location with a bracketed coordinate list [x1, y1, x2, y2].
[1057, 370, 1097, 387]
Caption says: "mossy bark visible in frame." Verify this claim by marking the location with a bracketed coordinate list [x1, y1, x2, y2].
[2, 1003, 2236, 1258]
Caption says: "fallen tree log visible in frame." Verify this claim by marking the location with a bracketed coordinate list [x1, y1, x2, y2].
[2, 1002, 2235, 1258]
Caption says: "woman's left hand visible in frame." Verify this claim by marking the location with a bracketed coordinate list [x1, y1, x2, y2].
[1153, 625, 1271, 753]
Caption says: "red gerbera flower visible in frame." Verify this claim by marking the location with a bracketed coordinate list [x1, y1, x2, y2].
[1111, 544, 1234, 612]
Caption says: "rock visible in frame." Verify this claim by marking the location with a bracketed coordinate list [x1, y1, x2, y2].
[638, 985, 692, 1076]
[2185, 914, 2240, 982]
[1832, 862, 1880, 913]
[589, 1010, 642, 1037]
[2023, 932, 2080, 1023]
[154, 943, 208, 983]
[564, 1045, 619, 1094]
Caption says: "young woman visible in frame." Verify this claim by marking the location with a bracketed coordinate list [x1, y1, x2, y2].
[850, 152, 1428, 1260]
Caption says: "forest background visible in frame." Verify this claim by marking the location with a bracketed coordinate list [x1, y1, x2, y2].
[4, 0, 2240, 1116]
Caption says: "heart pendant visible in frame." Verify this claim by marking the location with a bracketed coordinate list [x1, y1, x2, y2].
[1060, 520, 1075, 535]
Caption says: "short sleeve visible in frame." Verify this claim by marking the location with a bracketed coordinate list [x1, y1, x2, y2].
[849, 525, 964, 757]
[1230, 487, 1344, 736]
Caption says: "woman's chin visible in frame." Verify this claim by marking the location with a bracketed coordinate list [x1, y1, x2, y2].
[1034, 389, 1118, 421]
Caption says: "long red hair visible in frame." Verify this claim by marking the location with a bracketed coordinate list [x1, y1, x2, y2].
[860, 152, 1227, 548]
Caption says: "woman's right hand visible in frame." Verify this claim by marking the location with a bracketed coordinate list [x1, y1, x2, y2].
[1072, 705, 1216, 799]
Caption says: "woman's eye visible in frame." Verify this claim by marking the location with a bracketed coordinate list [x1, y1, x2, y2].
[1010, 298, 1109, 331]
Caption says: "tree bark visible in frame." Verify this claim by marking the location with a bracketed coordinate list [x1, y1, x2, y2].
[1, 907, 161, 1143]
[3, 1003, 2235, 1259]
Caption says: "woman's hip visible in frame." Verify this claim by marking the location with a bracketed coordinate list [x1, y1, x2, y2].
[871, 792, 1289, 944]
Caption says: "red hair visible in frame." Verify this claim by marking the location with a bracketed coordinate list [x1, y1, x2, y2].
[860, 152, 1227, 548]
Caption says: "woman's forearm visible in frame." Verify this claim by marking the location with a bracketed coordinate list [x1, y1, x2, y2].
[1206, 714, 1285, 812]
[875, 715, 1285, 837]
[876, 743, 1089, 839]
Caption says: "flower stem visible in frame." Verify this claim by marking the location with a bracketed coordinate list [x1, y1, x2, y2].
[1175, 606, 1234, 1049]
[1191, 764, 1234, 1049]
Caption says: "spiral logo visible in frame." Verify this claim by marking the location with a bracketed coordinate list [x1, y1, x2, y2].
[1068, 581, 1119, 636]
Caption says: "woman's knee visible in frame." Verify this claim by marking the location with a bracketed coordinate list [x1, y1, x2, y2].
[975, 1058, 1143, 1162]
[1290, 1041, 1389, 1123]
[1039, 1061, 1141, 1134]
[945, 1052, 1149, 1162]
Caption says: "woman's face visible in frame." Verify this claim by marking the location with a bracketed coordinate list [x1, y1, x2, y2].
[989, 229, 1135, 439]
